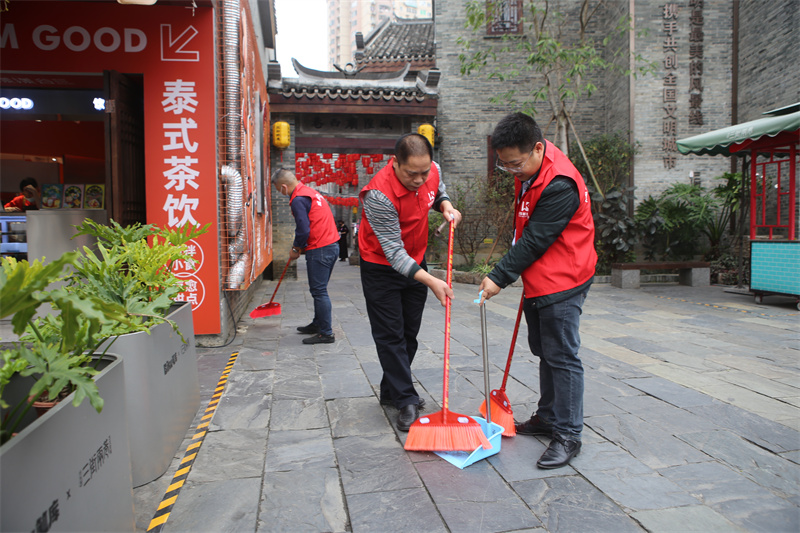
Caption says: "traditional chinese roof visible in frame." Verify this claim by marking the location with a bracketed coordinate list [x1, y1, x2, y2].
[355, 17, 435, 73]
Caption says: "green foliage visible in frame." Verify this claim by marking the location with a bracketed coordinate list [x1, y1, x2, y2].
[634, 174, 743, 261]
[570, 134, 637, 195]
[458, 0, 656, 154]
[67, 219, 210, 336]
[589, 185, 637, 273]
[0, 219, 209, 444]
[0, 255, 133, 444]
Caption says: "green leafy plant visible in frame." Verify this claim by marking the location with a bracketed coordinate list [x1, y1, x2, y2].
[589, 184, 637, 273]
[0, 255, 133, 444]
[67, 219, 209, 337]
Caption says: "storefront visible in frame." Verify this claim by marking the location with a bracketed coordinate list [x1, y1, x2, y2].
[1, 0, 275, 336]
[678, 104, 800, 308]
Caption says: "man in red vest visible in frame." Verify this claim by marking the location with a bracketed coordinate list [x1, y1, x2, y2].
[479, 113, 597, 469]
[359, 133, 462, 431]
[273, 169, 341, 344]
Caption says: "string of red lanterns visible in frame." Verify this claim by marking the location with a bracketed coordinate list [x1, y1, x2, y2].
[294, 153, 385, 194]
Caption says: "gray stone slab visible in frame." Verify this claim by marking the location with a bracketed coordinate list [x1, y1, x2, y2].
[587, 413, 710, 469]
[687, 401, 800, 453]
[633, 506, 741, 532]
[234, 347, 277, 371]
[514, 475, 644, 532]
[209, 394, 271, 430]
[163, 478, 261, 533]
[258, 467, 347, 533]
[572, 440, 654, 476]
[346, 488, 446, 533]
[334, 434, 422, 494]
[327, 397, 394, 437]
[417, 459, 542, 532]
[315, 351, 360, 373]
[676, 429, 800, 500]
[223, 369, 274, 397]
[320, 368, 374, 400]
[622, 376, 716, 408]
[189, 428, 268, 482]
[270, 398, 328, 431]
[579, 469, 700, 511]
[658, 461, 799, 532]
[606, 336, 671, 354]
[485, 433, 558, 482]
[604, 394, 721, 436]
[264, 428, 336, 472]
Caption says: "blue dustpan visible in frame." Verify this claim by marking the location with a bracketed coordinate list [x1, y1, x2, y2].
[434, 416, 503, 468]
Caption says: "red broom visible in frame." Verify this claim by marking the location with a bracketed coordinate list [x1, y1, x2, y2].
[404, 218, 492, 452]
[249, 257, 292, 318]
[479, 293, 524, 436]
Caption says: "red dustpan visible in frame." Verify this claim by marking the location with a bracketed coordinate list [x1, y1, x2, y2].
[250, 257, 291, 318]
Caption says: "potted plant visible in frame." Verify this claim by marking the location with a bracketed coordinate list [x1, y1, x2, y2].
[66, 219, 209, 487]
[0, 254, 136, 532]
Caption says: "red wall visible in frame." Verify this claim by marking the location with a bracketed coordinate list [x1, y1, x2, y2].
[1, 120, 105, 159]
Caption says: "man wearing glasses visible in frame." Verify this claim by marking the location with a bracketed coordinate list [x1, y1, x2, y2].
[478, 112, 596, 469]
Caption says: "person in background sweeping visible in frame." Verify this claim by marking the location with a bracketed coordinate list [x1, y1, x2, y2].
[337, 220, 349, 261]
[478, 112, 596, 469]
[359, 133, 462, 431]
[272, 169, 340, 345]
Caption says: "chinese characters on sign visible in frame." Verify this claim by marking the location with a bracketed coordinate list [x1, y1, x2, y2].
[78, 436, 113, 488]
[688, 0, 704, 126]
[32, 500, 60, 532]
[161, 79, 205, 310]
[662, 3, 680, 169]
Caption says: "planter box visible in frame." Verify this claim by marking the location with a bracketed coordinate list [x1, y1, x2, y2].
[107, 301, 200, 487]
[0, 355, 135, 532]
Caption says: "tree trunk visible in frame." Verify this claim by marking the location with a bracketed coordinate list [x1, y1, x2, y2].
[554, 110, 570, 156]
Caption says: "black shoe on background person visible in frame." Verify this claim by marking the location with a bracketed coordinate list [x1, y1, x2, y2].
[515, 415, 554, 436]
[302, 333, 335, 345]
[297, 323, 319, 334]
[396, 404, 419, 431]
[537, 433, 581, 469]
[381, 397, 425, 410]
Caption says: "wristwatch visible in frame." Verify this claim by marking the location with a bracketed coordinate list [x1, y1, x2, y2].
[292, 247, 300, 253]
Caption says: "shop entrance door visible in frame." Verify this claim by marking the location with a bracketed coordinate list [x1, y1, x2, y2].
[104, 70, 146, 226]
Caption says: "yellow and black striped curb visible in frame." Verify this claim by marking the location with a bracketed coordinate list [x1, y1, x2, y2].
[655, 295, 799, 317]
[147, 351, 239, 532]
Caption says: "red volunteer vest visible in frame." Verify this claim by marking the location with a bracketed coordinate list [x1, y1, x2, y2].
[290, 183, 339, 251]
[514, 140, 597, 297]
[358, 157, 440, 265]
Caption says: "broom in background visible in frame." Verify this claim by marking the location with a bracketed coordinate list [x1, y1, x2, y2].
[479, 293, 524, 436]
[404, 217, 491, 452]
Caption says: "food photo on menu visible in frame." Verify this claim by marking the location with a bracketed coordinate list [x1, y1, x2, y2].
[41, 183, 63, 209]
[84, 184, 105, 209]
[63, 184, 84, 209]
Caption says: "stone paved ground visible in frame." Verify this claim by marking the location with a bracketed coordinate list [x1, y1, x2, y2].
[134, 259, 800, 533]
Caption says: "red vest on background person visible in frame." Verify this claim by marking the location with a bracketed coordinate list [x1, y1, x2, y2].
[514, 140, 597, 298]
[359, 157, 440, 265]
[290, 183, 340, 250]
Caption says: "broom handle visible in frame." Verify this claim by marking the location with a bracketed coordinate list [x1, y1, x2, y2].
[268, 257, 293, 304]
[480, 302, 491, 425]
[500, 293, 525, 391]
[442, 218, 454, 422]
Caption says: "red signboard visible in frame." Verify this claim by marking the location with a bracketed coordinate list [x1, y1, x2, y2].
[1, 2, 221, 333]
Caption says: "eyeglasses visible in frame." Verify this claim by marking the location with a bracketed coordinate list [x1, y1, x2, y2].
[495, 148, 534, 173]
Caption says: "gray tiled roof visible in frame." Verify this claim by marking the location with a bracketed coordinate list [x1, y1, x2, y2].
[357, 17, 435, 66]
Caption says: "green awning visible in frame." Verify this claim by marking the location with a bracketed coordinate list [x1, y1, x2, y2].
[676, 110, 800, 156]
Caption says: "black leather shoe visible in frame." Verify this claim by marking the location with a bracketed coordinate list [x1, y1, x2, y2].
[297, 323, 319, 334]
[381, 397, 425, 410]
[515, 415, 554, 436]
[537, 433, 581, 469]
[396, 404, 419, 431]
[302, 333, 335, 345]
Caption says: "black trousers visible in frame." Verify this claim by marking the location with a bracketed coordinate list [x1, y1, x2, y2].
[360, 258, 428, 409]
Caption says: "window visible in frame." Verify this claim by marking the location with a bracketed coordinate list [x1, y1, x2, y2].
[486, 0, 523, 36]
